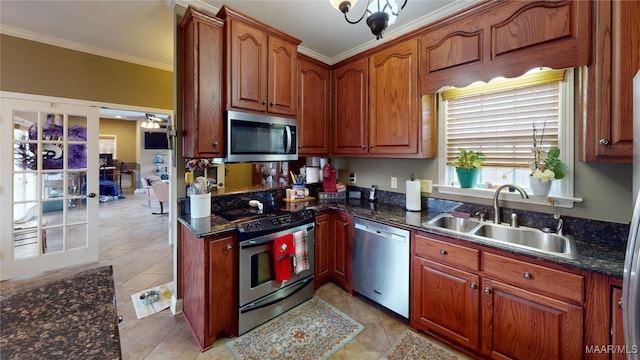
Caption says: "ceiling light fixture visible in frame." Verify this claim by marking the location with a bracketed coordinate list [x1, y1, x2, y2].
[140, 114, 160, 129]
[330, 0, 407, 40]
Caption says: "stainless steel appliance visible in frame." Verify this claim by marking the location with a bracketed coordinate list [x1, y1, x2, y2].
[623, 70, 640, 359]
[352, 217, 410, 318]
[226, 111, 298, 162]
[220, 205, 315, 335]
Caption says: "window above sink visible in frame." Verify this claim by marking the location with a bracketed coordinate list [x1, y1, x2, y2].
[436, 68, 580, 206]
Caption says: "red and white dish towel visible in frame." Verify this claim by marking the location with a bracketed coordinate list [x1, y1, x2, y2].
[273, 233, 295, 283]
[293, 229, 309, 274]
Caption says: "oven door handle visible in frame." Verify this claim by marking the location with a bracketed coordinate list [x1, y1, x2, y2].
[240, 276, 313, 314]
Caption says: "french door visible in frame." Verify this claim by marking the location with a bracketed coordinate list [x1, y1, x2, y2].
[1, 97, 99, 280]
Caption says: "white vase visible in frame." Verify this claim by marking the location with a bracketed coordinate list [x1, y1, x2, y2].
[529, 176, 552, 196]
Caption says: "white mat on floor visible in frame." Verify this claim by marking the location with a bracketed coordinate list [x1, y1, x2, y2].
[130, 281, 173, 319]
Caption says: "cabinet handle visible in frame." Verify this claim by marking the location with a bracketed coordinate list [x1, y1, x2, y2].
[470, 283, 477, 290]
[369, 144, 373, 148]
[212, 140, 219, 147]
[484, 287, 491, 295]
[361, 145, 367, 149]
[523, 272, 532, 280]
[269, 101, 274, 106]
[618, 298, 623, 309]
[226, 244, 232, 251]
[344, 222, 348, 227]
[439, 249, 447, 255]
[262, 100, 267, 105]
[599, 138, 610, 146]
[316, 222, 320, 226]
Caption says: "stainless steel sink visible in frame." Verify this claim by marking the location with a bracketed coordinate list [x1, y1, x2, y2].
[422, 213, 577, 259]
[472, 223, 577, 259]
[424, 213, 480, 233]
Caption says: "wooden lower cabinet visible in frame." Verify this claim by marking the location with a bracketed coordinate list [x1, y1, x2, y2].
[481, 278, 583, 360]
[611, 286, 626, 360]
[411, 257, 480, 350]
[180, 224, 237, 350]
[411, 231, 584, 359]
[315, 211, 352, 292]
[314, 213, 331, 288]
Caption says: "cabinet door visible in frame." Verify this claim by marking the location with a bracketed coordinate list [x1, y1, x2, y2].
[268, 36, 297, 116]
[369, 39, 419, 155]
[229, 19, 268, 113]
[581, 0, 639, 163]
[207, 234, 238, 341]
[331, 58, 368, 156]
[298, 56, 330, 156]
[181, 9, 224, 158]
[481, 278, 583, 360]
[411, 257, 480, 350]
[314, 213, 331, 288]
[611, 286, 626, 360]
[331, 212, 352, 292]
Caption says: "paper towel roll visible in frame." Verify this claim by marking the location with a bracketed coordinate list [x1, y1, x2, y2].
[406, 180, 421, 211]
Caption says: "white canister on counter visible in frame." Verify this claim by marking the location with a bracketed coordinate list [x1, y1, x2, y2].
[306, 167, 320, 183]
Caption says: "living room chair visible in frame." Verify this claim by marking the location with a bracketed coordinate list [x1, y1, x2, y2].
[151, 182, 169, 215]
[143, 176, 162, 207]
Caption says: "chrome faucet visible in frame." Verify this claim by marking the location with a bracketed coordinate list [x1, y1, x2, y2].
[493, 184, 529, 224]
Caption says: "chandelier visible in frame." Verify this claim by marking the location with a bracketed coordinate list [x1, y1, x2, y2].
[330, 0, 407, 40]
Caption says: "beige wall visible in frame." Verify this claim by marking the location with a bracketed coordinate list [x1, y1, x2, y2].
[0, 34, 172, 110]
[98, 118, 139, 163]
[333, 155, 633, 225]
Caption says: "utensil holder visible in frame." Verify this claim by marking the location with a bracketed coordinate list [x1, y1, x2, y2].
[190, 192, 211, 218]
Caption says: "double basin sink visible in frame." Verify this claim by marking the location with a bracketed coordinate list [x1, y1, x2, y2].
[423, 213, 577, 259]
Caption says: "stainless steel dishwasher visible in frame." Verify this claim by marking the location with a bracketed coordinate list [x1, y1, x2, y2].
[352, 217, 410, 318]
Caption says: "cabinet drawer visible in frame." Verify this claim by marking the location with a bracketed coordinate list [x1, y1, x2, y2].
[414, 233, 479, 271]
[482, 252, 584, 304]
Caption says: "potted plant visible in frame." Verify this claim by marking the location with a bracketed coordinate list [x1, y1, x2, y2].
[452, 147, 485, 188]
[530, 124, 568, 196]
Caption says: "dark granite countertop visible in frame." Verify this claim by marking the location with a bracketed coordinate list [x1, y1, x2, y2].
[318, 199, 626, 279]
[178, 213, 237, 237]
[0, 266, 122, 360]
[178, 198, 625, 278]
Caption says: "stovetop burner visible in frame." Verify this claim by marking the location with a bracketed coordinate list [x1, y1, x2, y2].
[218, 203, 316, 238]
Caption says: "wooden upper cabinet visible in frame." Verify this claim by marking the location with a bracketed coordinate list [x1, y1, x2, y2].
[331, 57, 369, 156]
[297, 55, 330, 156]
[581, 0, 639, 163]
[227, 18, 268, 113]
[268, 36, 298, 116]
[369, 39, 420, 155]
[420, 0, 590, 93]
[180, 7, 224, 158]
[218, 6, 300, 117]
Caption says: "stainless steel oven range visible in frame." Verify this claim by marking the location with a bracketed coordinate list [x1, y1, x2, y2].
[220, 205, 316, 335]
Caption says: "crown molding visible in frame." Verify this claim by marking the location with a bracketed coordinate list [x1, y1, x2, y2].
[0, 24, 174, 72]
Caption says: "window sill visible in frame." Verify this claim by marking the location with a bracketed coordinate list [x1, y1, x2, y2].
[434, 184, 583, 209]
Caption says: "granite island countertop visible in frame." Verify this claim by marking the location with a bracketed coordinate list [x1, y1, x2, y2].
[0, 266, 122, 360]
[178, 198, 626, 278]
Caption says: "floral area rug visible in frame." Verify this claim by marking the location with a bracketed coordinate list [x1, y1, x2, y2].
[380, 329, 471, 360]
[227, 297, 364, 360]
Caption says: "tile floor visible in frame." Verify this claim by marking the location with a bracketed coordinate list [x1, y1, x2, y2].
[1, 192, 465, 359]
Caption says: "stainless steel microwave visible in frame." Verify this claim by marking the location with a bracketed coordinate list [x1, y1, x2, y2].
[226, 111, 298, 162]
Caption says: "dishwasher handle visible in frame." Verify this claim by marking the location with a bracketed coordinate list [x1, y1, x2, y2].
[354, 222, 407, 241]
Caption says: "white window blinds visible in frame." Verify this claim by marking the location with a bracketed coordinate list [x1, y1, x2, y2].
[443, 69, 564, 168]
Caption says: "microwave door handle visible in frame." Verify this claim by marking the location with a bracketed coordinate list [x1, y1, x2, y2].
[284, 125, 292, 153]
